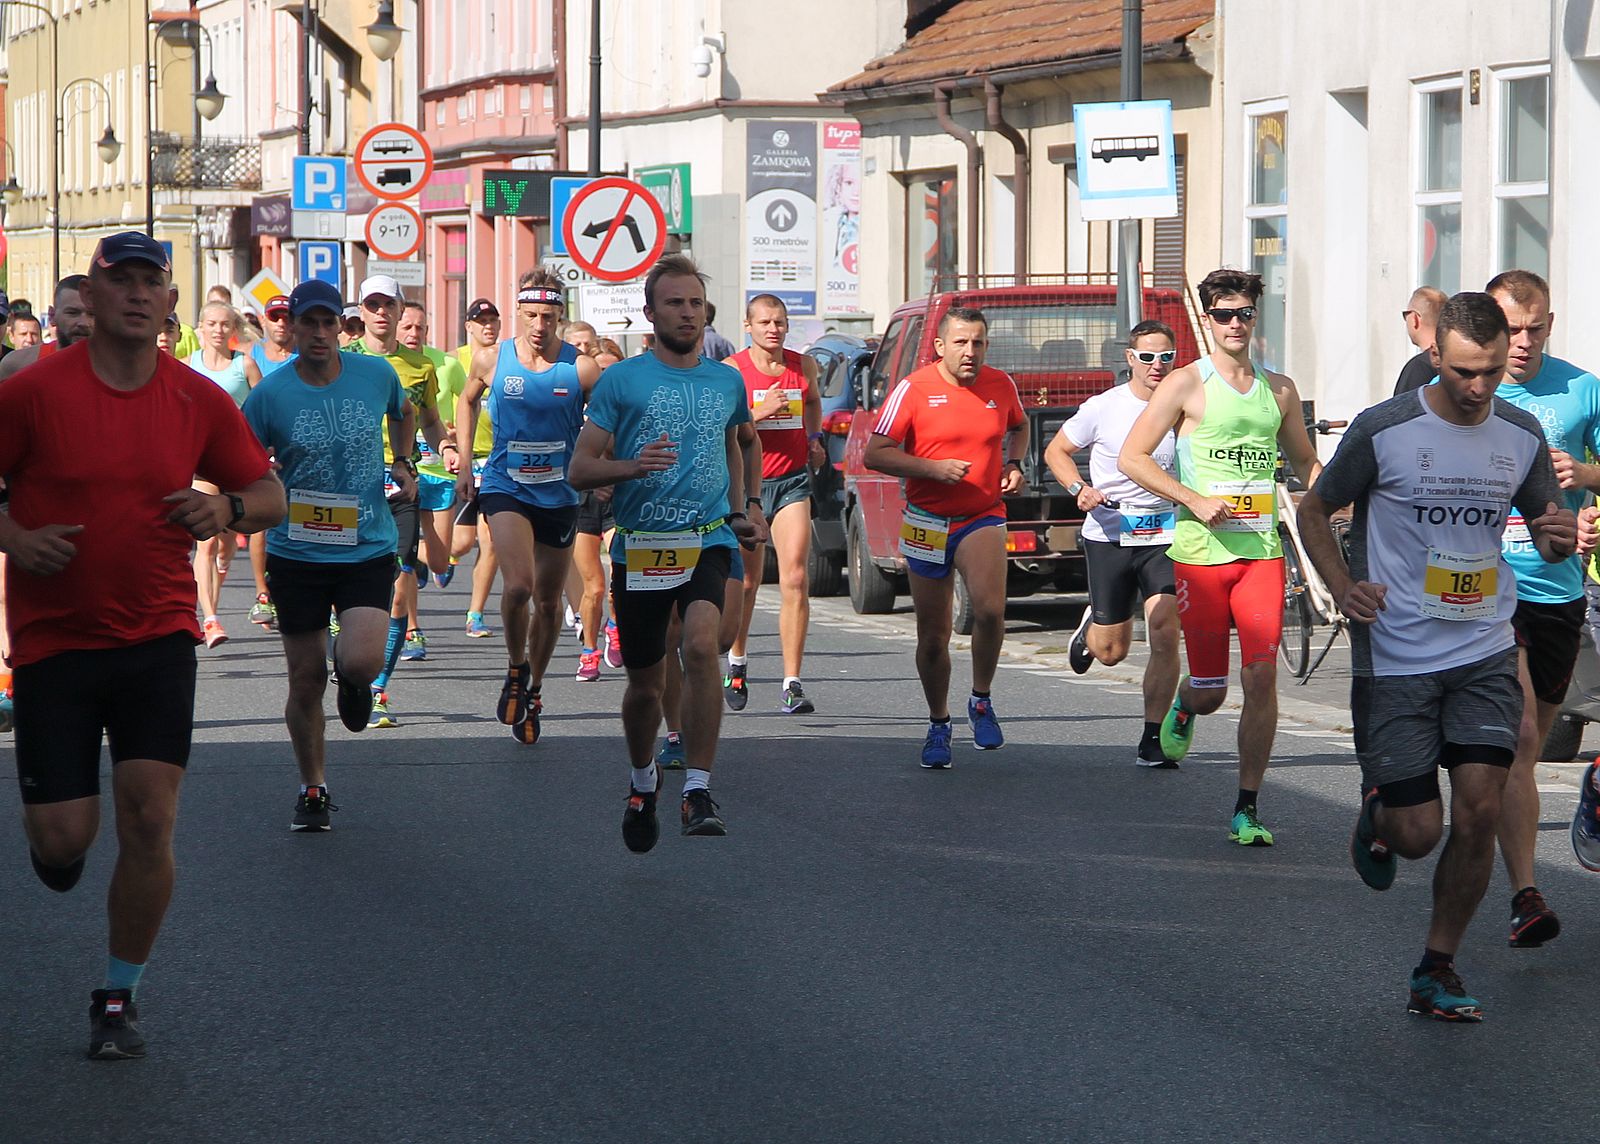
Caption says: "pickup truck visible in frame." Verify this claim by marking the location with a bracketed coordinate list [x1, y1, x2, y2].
[838, 283, 1203, 631]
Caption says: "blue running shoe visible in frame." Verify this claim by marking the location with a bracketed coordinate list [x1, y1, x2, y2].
[655, 734, 686, 770]
[411, 564, 427, 589]
[465, 612, 493, 638]
[433, 561, 457, 589]
[1572, 761, 1600, 873]
[400, 630, 428, 661]
[1351, 788, 1396, 891]
[1407, 965, 1482, 1022]
[967, 695, 1003, 750]
[921, 721, 954, 769]
[0, 690, 12, 735]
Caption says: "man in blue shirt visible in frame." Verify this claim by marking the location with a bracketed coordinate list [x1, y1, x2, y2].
[570, 255, 763, 850]
[242, 280, 416, 832]
[1486, 269, 1600, 948]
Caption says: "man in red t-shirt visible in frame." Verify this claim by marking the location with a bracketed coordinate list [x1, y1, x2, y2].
[866, 306, 1028, 768]
[725, 293, 825, 715]
[0, 231, 285, 1060]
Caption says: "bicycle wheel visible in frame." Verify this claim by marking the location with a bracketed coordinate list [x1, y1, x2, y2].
[1280, 543, 1313, 678]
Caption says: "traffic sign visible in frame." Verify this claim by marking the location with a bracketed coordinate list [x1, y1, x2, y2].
[354, 122, 434, 202]
[298, 241, 342, 290]
[548, 177, 593, 256]
[1072, 100, 1178, 221]
[292, 157, 346, 211]
[544, 256, 592, 288]
[561, 177, 667, 283]
[242, 267, 291, 313]
[369, 259, 426, 288]
[292, 210, 344, 240]
[636, 163, 692, 235]
[364, 202, 424, 260]
[578, 282, 647, 333]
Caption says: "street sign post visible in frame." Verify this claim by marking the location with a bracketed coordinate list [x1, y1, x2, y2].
[364, 202, 424, 260]
[354, 122, 434, 202]
[578, 282, 648, 333]
[548, 176, 593, 255]
[1071, 100, 1177, 221]
[298, 241, 342, 290]
[242, 267, 291, 313]
[292, 157, 346, 211]
[561, 177, 667, 283]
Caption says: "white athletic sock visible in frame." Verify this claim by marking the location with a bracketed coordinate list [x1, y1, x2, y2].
[728, 652, 748, 668]
[630, 763, 657, 793]
[783, 676, 800, 691]
[203, 615, 218, 625]
[683, 768, 710, 794]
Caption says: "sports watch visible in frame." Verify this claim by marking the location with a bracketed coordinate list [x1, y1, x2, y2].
[1066, 480, 1085, 498]
[227, 494, 246, 527]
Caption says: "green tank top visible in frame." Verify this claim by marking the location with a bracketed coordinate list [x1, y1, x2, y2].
[1170, 357, 1283, 565]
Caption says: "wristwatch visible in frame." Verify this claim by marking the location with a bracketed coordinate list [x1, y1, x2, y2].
[227, 494, 246, 526]
[746, 496, 763, 509]
[1066, 480, 1084, 498]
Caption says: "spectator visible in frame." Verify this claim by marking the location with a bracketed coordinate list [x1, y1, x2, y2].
[700, 301, 737, 361]
[1393, 286, 1448, 395]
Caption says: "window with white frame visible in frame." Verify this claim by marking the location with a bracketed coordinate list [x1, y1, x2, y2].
[1244, 102, 1287, 372]
[1496, 67, 1549, 277]
[1415, 78, 1463, 294]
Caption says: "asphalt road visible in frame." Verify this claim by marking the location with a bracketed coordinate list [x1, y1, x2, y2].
[2, 566, 1595, 1143]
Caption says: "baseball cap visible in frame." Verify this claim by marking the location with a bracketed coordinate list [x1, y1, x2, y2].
[288, 279, 344, 317]
[264, 294, 291, 317]
[342, 304, 362, 321]
[92, 230, 171, 272]
[466, 297, 499, 321]
[358, 274, 403, 303]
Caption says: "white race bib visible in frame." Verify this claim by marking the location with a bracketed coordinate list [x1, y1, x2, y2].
[1119, 502, 1177, 547]
[900, 506, 951, 564]
[508, 439, 565, 485]
[756, 387, 804, 431]
[1503, 513, 1532, 546]
[1420, 548, 1499, 621]
[287, 489, 359, 547]
[1207, 479, 1275, 533]
[624, 530, 702, 591]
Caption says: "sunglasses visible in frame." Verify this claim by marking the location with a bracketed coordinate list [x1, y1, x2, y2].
[1207, 306, 1256, 324]
[1131, 350, 1177, 364]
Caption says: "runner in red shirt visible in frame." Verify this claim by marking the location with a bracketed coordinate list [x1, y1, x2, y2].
[724, 294, 825, 715]
[866, 305, 1028, 767]
[0, 232, 285, 1060]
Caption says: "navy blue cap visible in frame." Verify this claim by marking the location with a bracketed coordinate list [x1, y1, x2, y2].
[92, 231, 171, 272]
[288, 279, 343, 317]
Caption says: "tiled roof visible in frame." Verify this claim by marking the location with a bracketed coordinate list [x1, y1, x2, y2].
[830, 0, 1213, 95]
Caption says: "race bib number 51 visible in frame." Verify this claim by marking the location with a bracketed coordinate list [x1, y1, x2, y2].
[1420, 548, 1499, 621]
[287, 489, 358, 546]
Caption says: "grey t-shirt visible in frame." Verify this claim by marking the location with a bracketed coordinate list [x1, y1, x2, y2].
[1312, 387, 1559, 676]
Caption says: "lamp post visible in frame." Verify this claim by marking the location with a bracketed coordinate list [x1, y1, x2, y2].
[0, 0, 58, 286]
[55, 77, 119, 288]
[145, 15, 228, 236]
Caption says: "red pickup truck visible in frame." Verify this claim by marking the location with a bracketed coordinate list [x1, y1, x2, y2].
[838, 283, 1203, 630]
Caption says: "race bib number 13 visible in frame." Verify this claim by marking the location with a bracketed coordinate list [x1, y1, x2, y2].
[900, 506, 950, 565]
[1420, 548, 1499, 621]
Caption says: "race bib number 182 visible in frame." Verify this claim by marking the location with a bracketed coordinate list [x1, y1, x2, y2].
[1420, 548, 1499, 621]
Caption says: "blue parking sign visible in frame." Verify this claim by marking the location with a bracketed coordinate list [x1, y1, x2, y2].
[298, 241, 342, 291]
[292, 157, 346, 211]
[548, 177, 592, 256]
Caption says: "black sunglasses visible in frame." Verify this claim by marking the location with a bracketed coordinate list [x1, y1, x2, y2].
[1131, 350, 1177, 364]
[1207, 306, 1256, 324]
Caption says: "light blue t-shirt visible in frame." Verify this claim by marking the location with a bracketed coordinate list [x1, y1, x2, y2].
[584, 352, 752, 563]
[1496, 354, 1600, 603]
[479, 339, 584, 507]
[243, 354, 408, 564]
[251, 341, 297, 374]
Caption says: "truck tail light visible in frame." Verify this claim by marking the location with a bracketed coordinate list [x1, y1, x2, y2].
[1005, 530, 1040, 553]
[822, 409, 855, 436]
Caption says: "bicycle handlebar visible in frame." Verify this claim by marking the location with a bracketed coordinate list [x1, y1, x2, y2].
[1307, 419, 1348, 434]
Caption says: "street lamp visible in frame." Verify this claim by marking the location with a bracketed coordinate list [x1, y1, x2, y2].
[2, 142, 23, 209]
[146, 16, 230, 234]
[56, 77, 119, 286]
[365, 1, 403, 63]
[96, 126, 122, 167]
[195, 73, 226, 122]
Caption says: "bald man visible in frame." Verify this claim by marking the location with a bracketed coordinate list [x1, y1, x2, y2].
[1393, 285, 1449, 396]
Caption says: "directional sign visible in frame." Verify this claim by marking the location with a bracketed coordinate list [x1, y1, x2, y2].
[548, 176, 593, 256]
[579, 282, 647, 333]
[636, 163, 692, 235]
[354, 122, 434, 202]
[298, 241, 342, 290]
[365, 202, 424, 260]
[369, 258, 426, 288]
[1072, 100, 1178, 221]
[292, 156, 346, 211]
[242, 267, 291, 314]
[561, 177, 667, 283]
[544, 256, 592, 288]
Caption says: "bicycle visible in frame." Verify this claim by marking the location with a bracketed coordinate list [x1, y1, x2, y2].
[1278, 418, 1348, 682]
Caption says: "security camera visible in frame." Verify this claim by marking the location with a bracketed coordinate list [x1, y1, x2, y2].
[692, 43, 714, 78]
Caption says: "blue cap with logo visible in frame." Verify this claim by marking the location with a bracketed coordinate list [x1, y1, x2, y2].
[288, 279, 343, 317]
[92, 231, 171, 272]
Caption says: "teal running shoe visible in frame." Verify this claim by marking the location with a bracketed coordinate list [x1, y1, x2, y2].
[465, 612, 493, 638]
[1229, 806, 1274, 846]
[1571, 760, 1600, 872]
[0, 689, 12, 735]
[1351, 789, 1396, 890]
[655, 734, 686, 770]
[1407, 965, 1482, 1022]
[1159, 685, 1197, 761]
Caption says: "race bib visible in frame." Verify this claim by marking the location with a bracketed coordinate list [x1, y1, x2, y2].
[1208, 479, 1275, 533]
[756, 387, 804, 431]
[900, 506, 951, 565]
[508, 439, 565, 485]
[1420, 548, 1499, 621]
[288, 489, 358, 546]
[472, 458, 487, 489]
[1119, 502, 1177, 547]
[1503, 513, 1532, 546]
[624, 531, 702, 591]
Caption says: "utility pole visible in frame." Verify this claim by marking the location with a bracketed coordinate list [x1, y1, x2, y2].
[587, 0, 601, 176]
[1116, 0, 1143, 333]
[300, 0, 316, 155]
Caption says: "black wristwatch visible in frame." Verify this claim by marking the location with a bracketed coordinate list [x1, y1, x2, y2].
[1066, 480, 1084, 498]
[729, 511, 748, 522]
[227, 494, 246, 526]
[746, 496, 763, 509]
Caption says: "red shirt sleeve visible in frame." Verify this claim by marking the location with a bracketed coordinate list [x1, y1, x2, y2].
[871, 378, 916, 443]
[192, 377, 273, 490]
[0, 373, 32, 475]
[1001, 371, 1025, 429]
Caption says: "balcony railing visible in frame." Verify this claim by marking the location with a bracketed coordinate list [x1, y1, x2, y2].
[150, 132, 262, 191]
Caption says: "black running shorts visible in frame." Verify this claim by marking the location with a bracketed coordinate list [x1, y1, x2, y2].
[266, 554, 398, 635]
[13, 632, 197, 804]
[1512, 597, 1586, 706]
[479, 493, 580, 549]
[575, 489, 616, 537]
[1081, 537, 1176, 626]
[610, 545, 734, 669]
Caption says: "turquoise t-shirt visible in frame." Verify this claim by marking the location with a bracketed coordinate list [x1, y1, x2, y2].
[243, 354, 408, 564]
[1496, 354, 1600, 603]
[583, 352, 752, 563]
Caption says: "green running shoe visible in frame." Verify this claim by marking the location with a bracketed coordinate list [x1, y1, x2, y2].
[1229, 805, 1274, 846]
[1407, 965, 1482, 1022]
[1159, 686, 1197, 761]
[1351, 788, 1396, 890]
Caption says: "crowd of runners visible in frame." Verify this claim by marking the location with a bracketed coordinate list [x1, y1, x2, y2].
[4, 228, 1600, 1059]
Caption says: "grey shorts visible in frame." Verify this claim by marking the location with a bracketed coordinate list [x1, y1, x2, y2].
[760, 468, 811, 521]
[1351, 647, 1521, 806]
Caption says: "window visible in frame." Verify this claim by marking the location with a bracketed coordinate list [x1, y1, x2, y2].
[1244, 104, 1288, 371]
[866, 318, 906, 409]
[906, 171, 957, 297]
[1497, 69, 1549, 277]
[1415, 79, 1463, 294]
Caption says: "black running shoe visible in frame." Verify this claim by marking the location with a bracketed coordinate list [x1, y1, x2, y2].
[335, 670, 370, 734]
[681, 788, 727, 836]
[30, 849, 85, 893]
[622, 765, 662, 854]
[88, 989, 145, 1060]
[1509, 887, 1560, 948]
[512, 694, 543, 745]
[1068, 606, 1094, 674]
[780, 682, 814, 714]
[723, 664, 748, 711]
[1135, 739, 1178, 769]
[497, 664, 532, 726]
[291, 785, 337, 832]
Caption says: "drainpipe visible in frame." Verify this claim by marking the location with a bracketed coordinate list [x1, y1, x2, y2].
[984, 78, 1029, 279]
[553, 0, 568, 168]
[933, 83, 981, 280]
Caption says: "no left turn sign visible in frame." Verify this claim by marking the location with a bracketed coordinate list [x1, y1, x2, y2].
[561, 177, 667, 283]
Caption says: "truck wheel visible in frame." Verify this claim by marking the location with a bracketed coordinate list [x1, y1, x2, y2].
[848, 507, 896, 614]
[953, 571, 975, 636]
[1542, 712, 1585, 763]
[808, 543, 844, 597]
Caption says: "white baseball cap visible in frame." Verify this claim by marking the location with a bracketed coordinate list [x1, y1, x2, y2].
[358, 274, 403, 303]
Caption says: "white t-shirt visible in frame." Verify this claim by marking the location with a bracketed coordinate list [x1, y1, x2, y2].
[1059, 384, 1177, 544]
